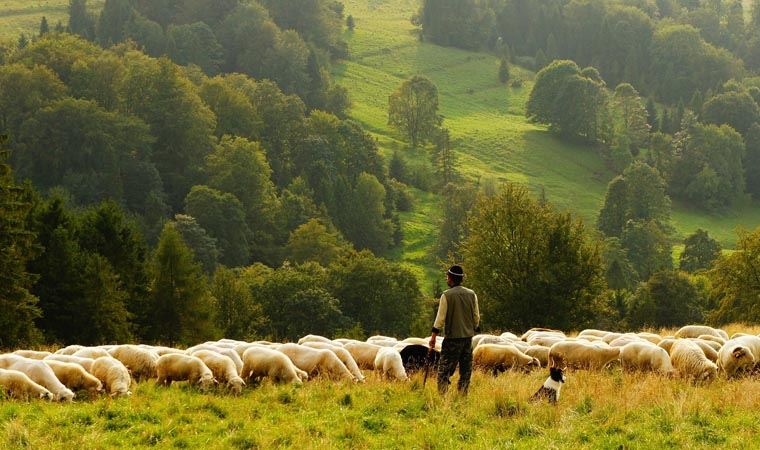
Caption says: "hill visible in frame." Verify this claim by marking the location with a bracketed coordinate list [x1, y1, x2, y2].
[0, 0, 103, 40]
[335, 0, 760, 291]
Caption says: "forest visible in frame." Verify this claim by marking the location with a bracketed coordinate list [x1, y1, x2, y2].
[1, 0, 760, 349]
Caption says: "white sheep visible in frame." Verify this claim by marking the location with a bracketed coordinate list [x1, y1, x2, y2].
[12, 350, 52, 360]
[191, 350, 245, 393]
[688, 339, 719, 363]
[240, 346, 304, 384]
[619, 342, 675, 374]
[473, 344, 540, 374]
[138, 345, 185, 356]
[156, 354, 216, 390]
[0, 368, 54, 400]
[697, 334, 726, 346]
[717, 335, 760, 378]
[301, 342, 365, 382]
[670, 339, 718, 383]
[54, 345, 85, 355]
[342, 342, 383, 370]
[548, 341, 620, 370]
[0, 356, 75, 402]
[186, 345, 243, 375]
[520, 328, 565, 342]
[373, 347, 407, 381]
[90, 357, 132, 397]
[674, 325, 728, 340]
[524, 346, 550, 368]
[276, 343, 355, 381]
[72, 347, 110, 359]
[635, 332, 663, 345]
[43, 355, 95, 372]
[298, 334, 335, 345]
[43, 360, 102, 394]
[108, 345, 160, 380]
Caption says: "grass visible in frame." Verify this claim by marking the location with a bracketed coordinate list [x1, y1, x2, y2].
[0, 1, 103, 40]
[336, 0, 760, 290]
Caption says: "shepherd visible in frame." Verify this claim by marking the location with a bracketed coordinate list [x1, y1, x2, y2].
[429, 264, 480, 395]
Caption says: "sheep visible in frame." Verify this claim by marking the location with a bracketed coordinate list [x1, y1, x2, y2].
[698, 335, 726, 346]
[717, 335, 760, 378]
[472, 334, 508, 349]
[187, 345, 243, 375]
[276, 343, 355, 381]
[602, 333, 624, 344]
[691, 338, 721, 352]
[54, 345, 85, 355]
[636, 332, 663, 345]
[674, 325, 728, 340]
[301, 342, 365, 382]
[233, 343, 272, 359]
[730, 332, 751, 339]
[333, 338, 362, 346]
[473, 344, 540, 374]
[520, 328, 564, 342]
[658, 338, 676, 354]
[43, 355, 95, 372]
[609, 335, 647, 348]
[108, 345, 159, 381]
[240, 346, 304, 384]
[499, 332, 520, 341]
[619, 342, 675, 374]
[577, 329, 611, 338]
[138, 345, 185, 356]
[525, 346, 550, 368]
[12, 350, 52, 360]
[373, 347, 408, 381]
[72, 347, 110, 359]
[688, 339, 719, 363]
[191, 350, 245, 393]
[527, 335, 565, 348]
[343, 342, 383, 370]
[0, 356, 75, 402]
[90, 357, 132, 397]
[298, 334, 335, 345]
[0, 368, 54, 401]
[156, 354, 216, 390]
[670, 339, 718, 382]
[43, 360, 102, 394]
[548, 341, 620, 370]
[367, 335, 397, 344]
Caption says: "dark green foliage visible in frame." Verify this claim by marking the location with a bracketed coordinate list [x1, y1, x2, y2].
[431, 127, 455, 188]
[602, 237, 638, 290]
[124, 13, 165, 57]
[329, 251, 424, 337]
[0, 63, 67, 140]
[0, 144, 41, 347]
[261, 0, 344, 53]
[184, 185, 250, 268]
[388, 75, 442, 148]
[97, 0, 134, 46]
[17, 33, 28, 50]
[68, 0, 96, 40]
[462, 183, 606, 331]
[212, 266, 264, 340]
[680, 229, 721, 273]
[337, 173, 394, 254]
[498, 58, 510, 84]
[146, 222, 218, 345]
[389, 151, 407, 182]
[347, 15, 355, 31]
[709, 226, 760, 324]
[285, 219, 352, 266]
[597, 176, 628, 238]
[620, 220, 673, 280]
[627, 271, 705, 328]
[199, 76, 262, 140]
[646, 97, 658, 132]
[173, 214, 219, 274]
[700, 91, 760, 135]
[435, 183, 477, 260]
[744, 124, 760, 198]
[166, 22, 223, 75]
[39, 17, 50, 37]
[611, 83, 650, 154]
[419, 0, 492, 50]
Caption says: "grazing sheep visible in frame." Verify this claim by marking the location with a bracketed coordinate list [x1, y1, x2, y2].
[527, 335, 565, 348]
[0, 368, 54, 400]
[138, 345, 185, 356]
[602, 333, 624, 344]
[658, 338, 676, 353]
[675, 325, 728, 340]
[670, 339, 718, 382]
[90, 357, 132, 397]
[0, 357, 75, 402]
[191, 350, 245, 393]
[43, 360, 102, 393]
[473, 344, 540, 374]
[730, 333, 751, 339]
[12, 350, 52, 360]
[72, 347, 110, 359]
[343, 342, 383, 370]
[500, 332, 520, 341]
[619, 342, 675, 374]
[636, 333, 663, 345]
[521, 328, 564, 342]
[577, 329, 611, 338]
[276, 344, 355, 381]
[332, 338, 362, 346]
[301, 342, 365, 382]
[233, 343, 272, 359]
[373, 347, 408, 381]
[717, 335, 760, 378]
[367, 335, 397, 344]
[298, 334, 335, 345]
[688, 339, 719, 363]
[108, 345, 159, 381]
[187, 346, 243, 375]
[156, 354, 216, 390]
[525, 346, 550, 368]
[698, 335, 726, 346]
[54, 345, 85, 356]
[240, 347, 304, 384]
[548, 341, 620, 370]
[609, 335, 647, 348]
[43, 355, 95, 372]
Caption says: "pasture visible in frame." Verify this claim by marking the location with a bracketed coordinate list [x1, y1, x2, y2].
[0, 1, 103, 40]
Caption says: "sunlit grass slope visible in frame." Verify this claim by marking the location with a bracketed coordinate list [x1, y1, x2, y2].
[336, 0, 760, 291]
[0, 0, 103, 40]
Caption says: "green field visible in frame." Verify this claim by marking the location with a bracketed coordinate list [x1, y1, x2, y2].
[0, 0, 103, 39]
[335, 0, 760, 291]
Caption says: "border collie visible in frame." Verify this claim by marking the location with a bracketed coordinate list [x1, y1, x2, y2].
[530, 367, 566, 405]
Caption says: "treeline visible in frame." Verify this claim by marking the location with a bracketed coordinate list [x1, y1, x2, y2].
[61, 0, 349, 114]
[418, 0, 753, 104]
[0, 33, 405, 268]
[0, 145, 425, 348]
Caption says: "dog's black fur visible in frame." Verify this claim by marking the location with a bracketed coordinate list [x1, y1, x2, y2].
[530, 367, 565, 405]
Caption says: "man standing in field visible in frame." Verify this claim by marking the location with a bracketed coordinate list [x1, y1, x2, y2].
[429, 264, 480, 395]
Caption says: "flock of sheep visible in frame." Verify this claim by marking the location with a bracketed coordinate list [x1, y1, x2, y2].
[0, 324, 758, 402]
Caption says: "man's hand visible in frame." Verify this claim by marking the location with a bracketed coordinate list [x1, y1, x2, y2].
[429, 333, 437, 350]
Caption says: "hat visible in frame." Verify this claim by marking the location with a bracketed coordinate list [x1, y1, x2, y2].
[446, 264, 464, 277]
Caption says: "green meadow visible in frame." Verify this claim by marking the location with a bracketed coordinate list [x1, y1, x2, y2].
[0, 1, 103, 40]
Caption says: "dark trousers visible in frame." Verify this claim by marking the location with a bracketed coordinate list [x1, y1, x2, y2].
[437, 337, 473, 395]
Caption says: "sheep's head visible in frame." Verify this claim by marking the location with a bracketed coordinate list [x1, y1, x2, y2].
[199, 373, 216, 391]
[700, 364, 717, 383]
[39, 390, 54, 401]
[56, 389, 75, 402]
[228, 377, 245, 394]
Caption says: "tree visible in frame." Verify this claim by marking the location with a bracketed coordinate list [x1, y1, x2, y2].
[744, 124, 760, 198]
[39, 17, 50, 37]
[431, 127, 456, 188]
[184, 185, 251, 267]
[389, 150, 407, 182]
[646, 97, 658, 132]
[166, 22, 223, 75]
[0, 63, 67, 140]
[212, 267, 264, 340]
[337, 173, 394, 254]
[69, 0, 96, 40]
[347, 15, 355, 31]
[627, 271, 705, 328]
[709, 226, 760, 324]
[701, 91, 760, 136]
[0, 141, 41, 347]
[388, 75, 442, 148]
[680, 229, 721, 273]
[436, 182, 477, 260]
[285, 219, 352, 266]
[17, 33, 28, 50]
[199, 76, 262, 140]
[620, 220, 673, 280]
[498, 58, 510, 84]
[147, 222, 217, 345]
[611, 83, 650, 154]
[97, 0, 134, 46]
[462, 183, 606, 330]
[602, 237, 638, 290]
[76, 253, 134, 344]
[124, 13, 165, 57]
[173, 214, 219, 274]
[597, 176, 628, 237]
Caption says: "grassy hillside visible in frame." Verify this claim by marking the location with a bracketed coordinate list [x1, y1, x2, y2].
[336, 0, 760, 291]
[0, 1, 103, 40]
